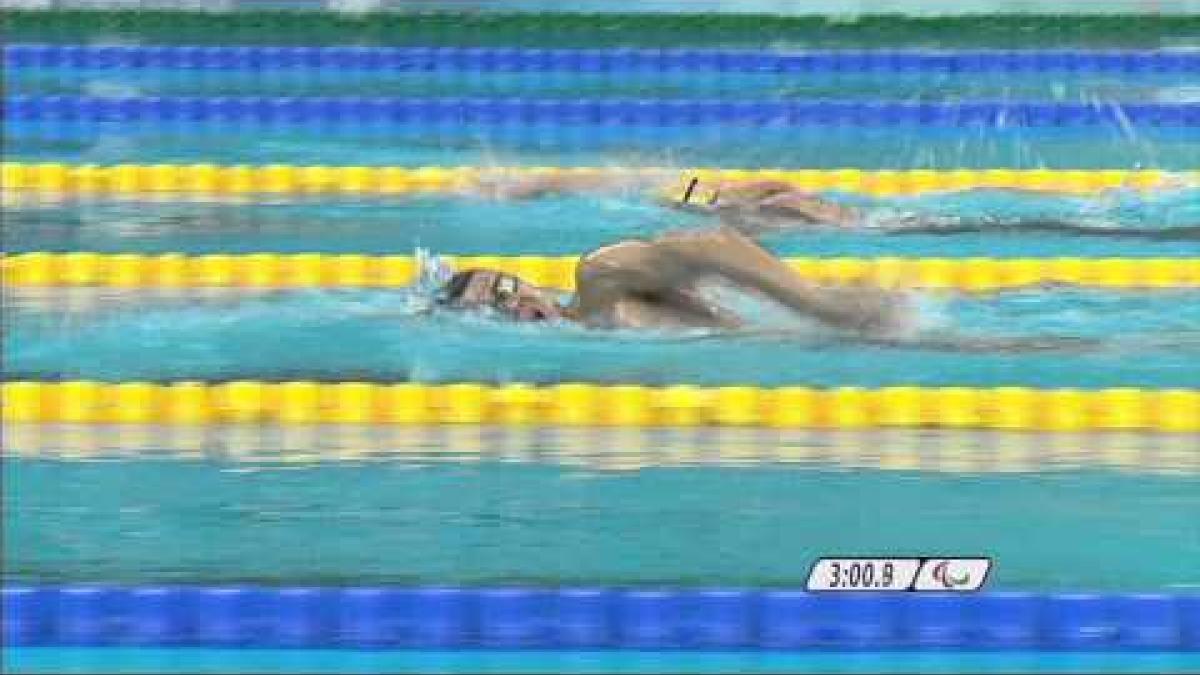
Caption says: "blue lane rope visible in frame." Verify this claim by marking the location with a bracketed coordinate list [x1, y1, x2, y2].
[4, 585, 1199, 650]
[7, 96, 1199, 127]
[6, 45, 1199, 73]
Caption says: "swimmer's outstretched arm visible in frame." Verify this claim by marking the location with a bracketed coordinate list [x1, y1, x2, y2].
[576, 226, 911, 334]
[711, 200, 861, 236]
[470, 172, 653, 200]
[712, 176, 1196, 233]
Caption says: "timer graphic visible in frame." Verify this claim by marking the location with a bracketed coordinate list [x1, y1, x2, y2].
[807, 558, 991, 592]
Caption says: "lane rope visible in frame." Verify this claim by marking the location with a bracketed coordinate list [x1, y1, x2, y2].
[8, 45, 1198, 73]
[5, 253, 1198, 291]
[9, 96, 1199, 127]
[4, 382, 1197, 431]
[4, 164, 1194, 195]
[5, 584, 1198, 650]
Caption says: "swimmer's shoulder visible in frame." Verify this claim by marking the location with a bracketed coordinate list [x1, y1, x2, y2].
[579, 239, 655, 266]
[575, 239, 666, 295]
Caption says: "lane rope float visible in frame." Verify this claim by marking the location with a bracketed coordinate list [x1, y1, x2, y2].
[8, 45, 1199, 74]
[4, 253, 1198, 291]
[8, 96, 1200, 127]
[4, 584, 1199, 650]
[3, 164, 1194, 196]
[4, 382, 1197, 431]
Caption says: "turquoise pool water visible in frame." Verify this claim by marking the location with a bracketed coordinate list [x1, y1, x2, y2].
[5, 17, 1200, 675]
[10, 126, 1200, 169]
[5, 59, 1200, 589]
[7, 647, 1200, 674]
[5, 461, 1200, 588]
[7, 189, 1200, 256]
[6, 285, 1200, 386]
[7, 178, 1198, 388]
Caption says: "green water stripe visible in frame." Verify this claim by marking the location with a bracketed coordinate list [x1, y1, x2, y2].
[6, 11, 1200, 49]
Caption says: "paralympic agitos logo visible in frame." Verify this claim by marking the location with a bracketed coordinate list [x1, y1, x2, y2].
[913, 557, 991, 592]
[930, 560, 974, 589]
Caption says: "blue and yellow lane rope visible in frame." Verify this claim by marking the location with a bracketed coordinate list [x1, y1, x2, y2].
[4, 163, 1196, 196]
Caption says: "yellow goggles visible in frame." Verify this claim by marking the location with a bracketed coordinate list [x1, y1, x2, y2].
[664, 176, 721, 207]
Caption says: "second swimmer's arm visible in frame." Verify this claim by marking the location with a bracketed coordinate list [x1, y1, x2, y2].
[708, 192, 862, 235]
[473, 172, 641, 200]
[755, 192, 861, 226]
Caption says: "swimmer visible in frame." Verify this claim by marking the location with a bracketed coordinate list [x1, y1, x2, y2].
[472, 171, 860, 227]
[470, 171, 1199, 240]
[434, 219, 1105, 353]
[438, 224, 911, 334]
[670, 176, 862, 230]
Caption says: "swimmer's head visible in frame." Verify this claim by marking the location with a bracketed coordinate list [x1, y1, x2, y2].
[660, 176, 723, 212]
[436, 268, 563, 322]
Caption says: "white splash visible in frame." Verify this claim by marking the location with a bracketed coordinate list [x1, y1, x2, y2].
[415, 247, 456, 290]
[329, 0, 381, 14]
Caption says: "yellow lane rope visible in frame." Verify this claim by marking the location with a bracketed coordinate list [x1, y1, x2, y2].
[5, 253, 1198, 291]
[4, 382, 1197, 432]
[4, 164, 1196, 196]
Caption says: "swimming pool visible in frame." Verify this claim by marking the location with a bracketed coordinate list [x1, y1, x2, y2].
[2, 5, 1199, 674]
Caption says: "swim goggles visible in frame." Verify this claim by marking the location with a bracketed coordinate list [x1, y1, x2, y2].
[671, 176, 721, 208]
[490, 273, 521, 311]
